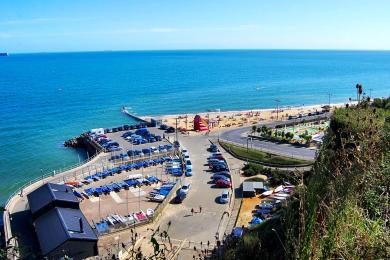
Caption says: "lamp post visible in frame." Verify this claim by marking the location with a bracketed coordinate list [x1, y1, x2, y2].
[274, 99, 281, 120]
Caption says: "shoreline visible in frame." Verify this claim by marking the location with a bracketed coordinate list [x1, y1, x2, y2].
[142, 102, 345, 132]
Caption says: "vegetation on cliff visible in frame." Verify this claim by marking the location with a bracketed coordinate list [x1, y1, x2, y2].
[223, 97, 390, 259]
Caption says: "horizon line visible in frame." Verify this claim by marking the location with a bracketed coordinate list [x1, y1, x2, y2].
[7, 47, 390, 55]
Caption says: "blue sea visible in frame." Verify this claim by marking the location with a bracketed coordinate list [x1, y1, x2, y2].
[1, 50, 390, 203]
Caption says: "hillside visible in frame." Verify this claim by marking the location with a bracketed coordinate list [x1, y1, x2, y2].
[222, 99, 390, 259]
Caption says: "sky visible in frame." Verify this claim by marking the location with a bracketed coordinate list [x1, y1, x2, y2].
[1, 0, 390, 53]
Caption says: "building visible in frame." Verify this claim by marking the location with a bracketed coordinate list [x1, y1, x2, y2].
[243, 181, 265, 197]
[28, 183, 79, 220]
[27, 183, 98, 259]
[33, 207, 98, 259]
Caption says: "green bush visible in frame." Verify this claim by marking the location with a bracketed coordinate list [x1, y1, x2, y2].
[242, 163, 264, 176]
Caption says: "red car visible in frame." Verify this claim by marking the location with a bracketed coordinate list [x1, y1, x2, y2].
[215, 179, 231, 188]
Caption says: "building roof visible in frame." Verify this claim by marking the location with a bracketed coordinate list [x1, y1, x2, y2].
[34, 207, 98, 256]
[27, 183, 79, 217]
[252, 182, 264, 190]
[243, 181, 264, 192]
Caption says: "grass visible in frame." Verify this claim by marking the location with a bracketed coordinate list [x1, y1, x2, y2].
[220, 141, 313, 166]
[221, 99, 390, 260]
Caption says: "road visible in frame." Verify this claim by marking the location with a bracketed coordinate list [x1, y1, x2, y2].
[151, 133, 242, 255]
[219, 114, 330, 161]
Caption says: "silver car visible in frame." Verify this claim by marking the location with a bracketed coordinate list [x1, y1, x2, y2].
[219, 190, 230, 204]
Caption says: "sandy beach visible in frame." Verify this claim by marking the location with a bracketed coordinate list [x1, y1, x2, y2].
[142, 103, 345, 133]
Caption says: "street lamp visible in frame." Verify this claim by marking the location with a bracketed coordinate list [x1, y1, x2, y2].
[274, 99, 281, 120]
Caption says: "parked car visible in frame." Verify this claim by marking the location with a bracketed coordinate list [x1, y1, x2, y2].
[166, 127, 175, 133]
[211, 164, 229, 172]
[180, 183, 191, 194]
[174, 192, 186, 203]
[185, 167, 193, 177]
[219, 190, 230, 204]
[212, 175, 230, 182]
[209, 144, 219, 153]
[215, 179, 231, 188]
[182, 149, 189, 157]
[212, 172, 231, 179]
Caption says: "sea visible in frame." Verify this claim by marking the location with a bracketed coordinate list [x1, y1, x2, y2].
[1, 50, 390, 203]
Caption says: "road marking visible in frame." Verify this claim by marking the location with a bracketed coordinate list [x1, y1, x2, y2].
[129, 187, 145, 197]
[110, 192, 123, 203]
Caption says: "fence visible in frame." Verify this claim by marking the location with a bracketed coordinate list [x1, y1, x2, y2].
[3, 151, 103, 209]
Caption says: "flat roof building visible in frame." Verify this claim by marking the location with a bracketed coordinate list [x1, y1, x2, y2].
[243, 181, 265, 197]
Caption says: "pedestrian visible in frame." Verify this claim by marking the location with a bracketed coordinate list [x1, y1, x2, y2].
[199, 206, 202, 213]
[191, 208, 194, 215]
[207, 240, 210, 248]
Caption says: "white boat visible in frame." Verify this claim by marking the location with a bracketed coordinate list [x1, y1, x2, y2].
[273, 193, 289, 197]
[261, 190, 273, 196]
[274, 185, 284, 193]
[146, 208, 154, 217]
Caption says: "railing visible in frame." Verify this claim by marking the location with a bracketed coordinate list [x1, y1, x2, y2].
[3, 151, 102, 209]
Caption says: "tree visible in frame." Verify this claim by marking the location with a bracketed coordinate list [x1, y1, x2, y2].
[356, 83, 363, 105]
[252, 125, 257, 133]
[285, 132, 294, 140]
[261, 125, 268, 133]
[304, 135, 312, 144]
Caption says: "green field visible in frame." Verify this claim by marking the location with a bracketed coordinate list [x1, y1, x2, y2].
[219, 141, 313, 166]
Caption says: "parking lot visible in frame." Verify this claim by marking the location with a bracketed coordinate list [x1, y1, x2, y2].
[77, 163, 177, 224]
[106, 127, 169, 154]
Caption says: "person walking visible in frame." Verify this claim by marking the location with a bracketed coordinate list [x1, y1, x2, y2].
[191, 208, 194, 215]
[199, 206, 202, 213]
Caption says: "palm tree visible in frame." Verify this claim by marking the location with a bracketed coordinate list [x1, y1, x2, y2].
[356, 83, 363, 105]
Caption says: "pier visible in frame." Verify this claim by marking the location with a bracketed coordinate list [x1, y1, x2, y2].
[121, 107, 152, 126]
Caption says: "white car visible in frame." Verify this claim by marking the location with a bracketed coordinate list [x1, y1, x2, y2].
[180, 183, 191, 194]
[219, 190, 230, 204]
[182, 149, 189, 157]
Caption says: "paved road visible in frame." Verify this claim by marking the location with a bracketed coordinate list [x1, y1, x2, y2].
[219, 114, 330, 161]
[154, 134, 241, 249]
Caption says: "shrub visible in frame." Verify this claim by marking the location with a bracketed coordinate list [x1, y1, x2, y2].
[243, 163, 264, 176]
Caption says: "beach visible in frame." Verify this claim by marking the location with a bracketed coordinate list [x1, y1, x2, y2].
[145, 103, 344, 133]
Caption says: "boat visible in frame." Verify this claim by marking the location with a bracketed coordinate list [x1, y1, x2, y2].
[0, 53, 8, 57]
